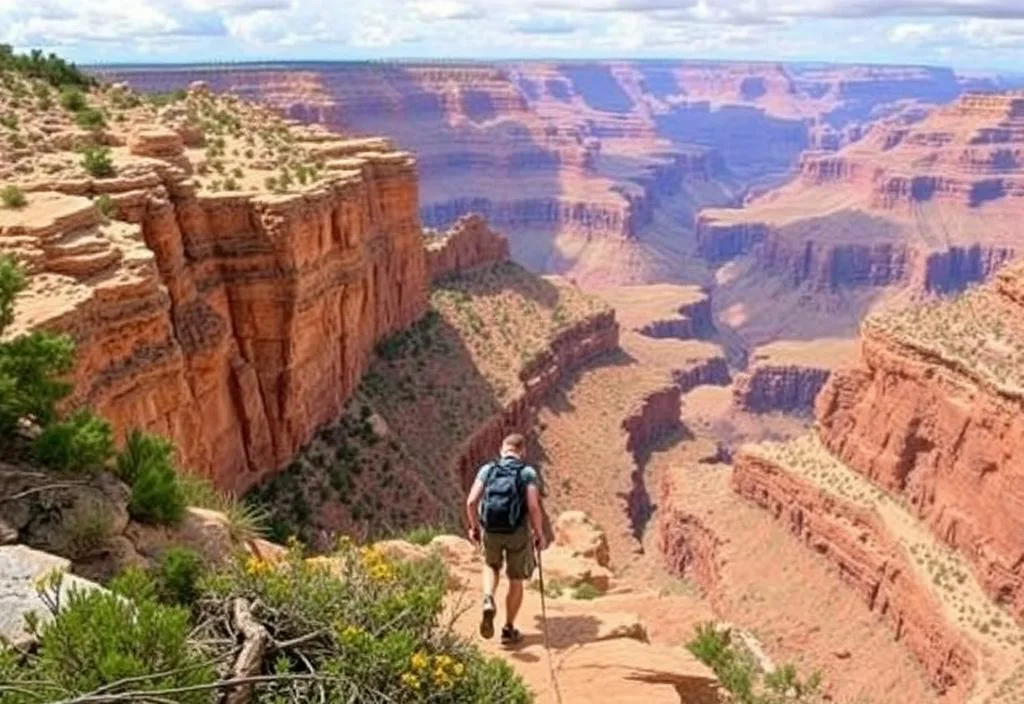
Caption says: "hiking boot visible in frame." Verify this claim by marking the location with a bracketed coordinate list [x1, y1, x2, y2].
[479, 595, 496, 639]
[500, 624, 522, 645]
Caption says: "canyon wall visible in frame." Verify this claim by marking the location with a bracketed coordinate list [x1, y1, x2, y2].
[95, 61, 995, 286]
[636, 293, 715, 340]
[4, 110, 428, 493]
[816, 262, 1024, 622]
[622, 386, 683, 540]
[453, 310, 620, 491]
[733, 365, 830, 414]
[425, 213, 510, 282]
[732, 450, 976, 698]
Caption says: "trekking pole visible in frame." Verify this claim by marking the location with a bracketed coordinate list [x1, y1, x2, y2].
[535, 545, 564, 704]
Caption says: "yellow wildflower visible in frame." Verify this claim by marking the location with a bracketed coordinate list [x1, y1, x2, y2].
[340, 624, 365, 641]
[245, 556, 271, 576]
[410, 651, 429, 671]
[400, 672, 421, 691]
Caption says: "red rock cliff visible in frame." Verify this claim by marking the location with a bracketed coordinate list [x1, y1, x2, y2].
[733, 448, 976, 698]
[6, 126, 427, 493]
[425, 213, 510, 281]
[816, 260, 1024, 622]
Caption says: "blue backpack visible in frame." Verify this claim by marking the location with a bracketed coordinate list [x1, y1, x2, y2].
[479, 458, 526, 534]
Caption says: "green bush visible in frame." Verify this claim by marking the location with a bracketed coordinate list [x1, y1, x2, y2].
[80, 145, 115, 177]
[403, 525, 446, 546]
[572, 582, 601, 600]
[198, 541, 532, 702]
[94, 193, 116, 218]
[156, 547, 204, 606]
[687, 623, 822, 704]
[0, 256, 75, 437]
[74, 107, 106, 130]
[0, 570, 216, 704]
[0, 184, 26, 208]
[0, 111, 17, 129]
[116, 429, 185, 525]
[3, 542, 531, 703]
[59, 86, 87, 111]
[33, 409, 115, 474]
[0, 45, 92, 87]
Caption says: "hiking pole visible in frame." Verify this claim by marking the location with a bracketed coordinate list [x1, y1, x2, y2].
[535, 544, 564, 704]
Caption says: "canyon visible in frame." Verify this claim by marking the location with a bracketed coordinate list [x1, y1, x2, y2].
[5, 55, 1024, 704]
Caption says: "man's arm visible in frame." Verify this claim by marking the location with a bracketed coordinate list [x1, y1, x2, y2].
[465, 478, 484, 543]
[526, 484, 547, 551]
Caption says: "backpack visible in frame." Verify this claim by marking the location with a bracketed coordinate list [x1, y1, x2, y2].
[479, 458, 527, 534]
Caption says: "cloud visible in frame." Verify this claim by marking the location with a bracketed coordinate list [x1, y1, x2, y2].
[410, 0, 483, 20]
[888, 22, 937, 45]
[512, 14, 577, 34]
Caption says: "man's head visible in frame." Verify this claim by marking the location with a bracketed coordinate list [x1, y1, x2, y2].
[501, 433, 526, 459]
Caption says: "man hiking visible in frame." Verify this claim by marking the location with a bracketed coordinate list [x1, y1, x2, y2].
[466, 433, 547, 645]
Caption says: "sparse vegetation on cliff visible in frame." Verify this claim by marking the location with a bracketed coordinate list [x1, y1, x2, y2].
[251, 261, 611, 547]
[0, 184, 26, 208]
[0, 541, 531, 703]
[688, 623, 823, 704]
[867, 288, 1024, 394]
[0, 256, 76, 438]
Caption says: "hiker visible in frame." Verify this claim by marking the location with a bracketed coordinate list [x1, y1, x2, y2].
[466, 432, 547, 645]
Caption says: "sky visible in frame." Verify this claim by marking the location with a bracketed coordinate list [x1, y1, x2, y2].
[1, 0, 1023, 73]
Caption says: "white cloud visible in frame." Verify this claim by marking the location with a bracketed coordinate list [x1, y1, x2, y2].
[888, 22, 936, 45]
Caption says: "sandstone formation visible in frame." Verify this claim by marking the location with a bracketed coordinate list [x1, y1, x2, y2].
[96, 61, 994, 287]
[817, 259, 1024, 624]
[1, 82, 428, 492]
[733, 442, 977, 698]
[424, 213, 509, 281]
[700, 93, 1024, 344]
[733, 338, 857, 414]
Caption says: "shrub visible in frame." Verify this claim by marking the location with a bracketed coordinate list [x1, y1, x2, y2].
[59, 86, 87, 111]
[198, 541, 532, 702]
[0, 256, 75, 437]
[0, 184, 26, 208]
[0, 45, 93, 87]
[403, 526, 444, 546]
[33, 409, 115, 474]
[687, 623, 822, 704]
[80, 145, 114, 177]
[179, 473, 269, 542]
[74, 107, 106, 130]
[156, 547, 204, 606]
[0, 111, 17, 129]
[94, 193, 116, 218]
[5, 570, 216, 703]
[116, 429, 185, 525]
[572, 582, 601, 600]
[65, 508, 115, 559]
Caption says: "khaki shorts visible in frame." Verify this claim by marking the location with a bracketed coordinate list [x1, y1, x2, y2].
[483, 524, 535, 580]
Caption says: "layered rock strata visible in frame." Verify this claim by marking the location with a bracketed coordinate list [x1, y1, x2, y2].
[425, 213, 510, 281]
[733, 339, 857, 414]
[453, 310, 619, 491]
[699, 93, 1024, 303]
[732, 446, 977, 698]
[2, 91, 428, 492]
[817, 260, 1024, 622]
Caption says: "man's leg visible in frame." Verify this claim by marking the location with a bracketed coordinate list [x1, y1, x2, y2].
[480, 534, 502, 639]
[506, 578, 524, 628]
[501, 526, 534, 644]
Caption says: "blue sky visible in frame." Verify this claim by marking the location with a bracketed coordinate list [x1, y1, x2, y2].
[1, 1, 1022, 73]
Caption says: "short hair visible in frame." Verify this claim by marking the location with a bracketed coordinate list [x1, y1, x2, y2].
[501, 433, 526, 456]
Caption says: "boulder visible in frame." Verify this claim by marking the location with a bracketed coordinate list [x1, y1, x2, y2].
[127, 507, 238, 565]
[73, 535, 147, 584]
[429, 535, 480, 588]
[0, 545, 106, 649]
[534, 545, 613, 593]
[553, 511, 610, 568]
[0, 467, 130, 558]
[128, 127, 185, 159]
